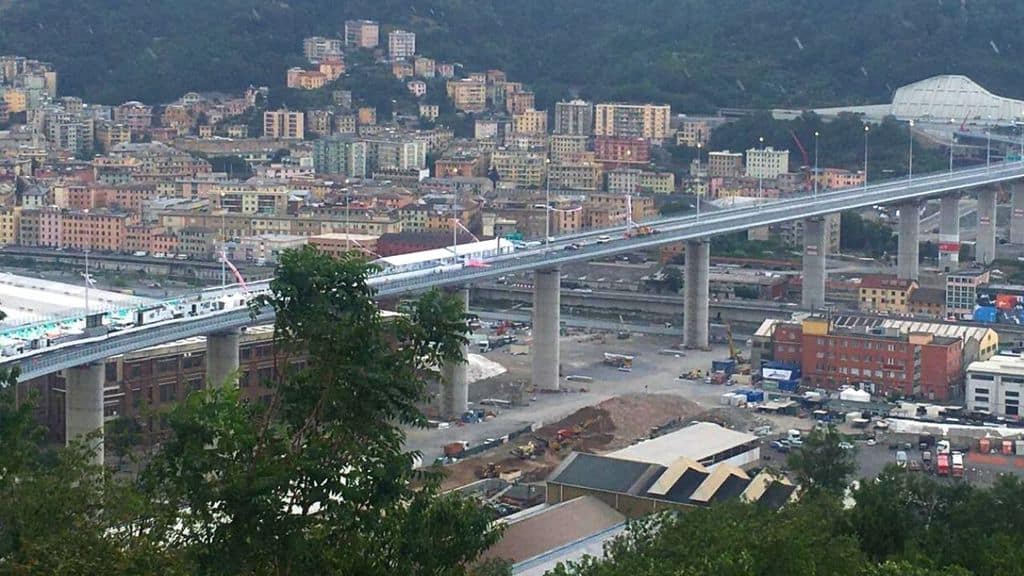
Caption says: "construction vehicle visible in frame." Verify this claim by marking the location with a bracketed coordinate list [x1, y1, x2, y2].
[682, 368, 703, 380]
[726, 324, 746, 364]
[624, 225, 658, 239]
[474, 462, 503, 479]
[512, 442, 537, 459]
[617, 315, 630, 340]
[604, 352, 635, 369]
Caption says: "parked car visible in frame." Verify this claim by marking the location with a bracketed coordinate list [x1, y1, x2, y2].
[839, 441, 854, 451]
[770, 440, 790, 452]
[896, 451, 908, 468]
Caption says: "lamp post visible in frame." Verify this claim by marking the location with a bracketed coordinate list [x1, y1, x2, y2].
[908, 120, 914, 183]
[757, 136, 764, 204]
[986, 117, 992, 170]
[863, 125, 870, 191]
[220, 192, 227, 297]
[950, 119, 956, 173]
[813, 130, 819, 197]
[344, 178, 350, 251]
[544, 157, 551, 246]
[696, 142, 702, 218]
[83, 209, 90, 316]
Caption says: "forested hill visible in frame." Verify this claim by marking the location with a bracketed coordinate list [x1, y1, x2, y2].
[1, 0, 1023, 108]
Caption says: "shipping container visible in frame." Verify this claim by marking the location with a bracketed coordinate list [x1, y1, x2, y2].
[778, 379, 800, 393]
[712, 359, 738, 376]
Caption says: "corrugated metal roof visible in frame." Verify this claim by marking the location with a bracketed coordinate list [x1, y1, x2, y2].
[549, 452, 662, 494]
[606, 422, 758, 467]
[892, 75, 1024, 123]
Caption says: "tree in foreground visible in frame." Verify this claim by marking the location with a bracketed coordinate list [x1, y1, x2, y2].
[1, 249, 500, 574]
[786, 424, 856, 497]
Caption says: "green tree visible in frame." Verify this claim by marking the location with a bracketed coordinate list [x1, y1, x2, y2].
[786, 425, 856, 497]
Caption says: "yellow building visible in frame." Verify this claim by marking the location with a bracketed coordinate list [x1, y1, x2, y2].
[512, 109, 548, 135]
[447, 79, 486, 113]
[0, 206, 21, 246]
[594, 103, 671, 141]
[858, 275, 918, 314]
[3, 88, 26, 113]
[548, 162, 602, 191]
[550, 134, 589, 163]
[263, 110, 304, 140]
[639, 171, 676, 194]
[490, 150, 546, 188]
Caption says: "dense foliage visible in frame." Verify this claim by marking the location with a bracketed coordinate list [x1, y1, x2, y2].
[1, 1, 1023, 108]
[0, 248, 499, 574]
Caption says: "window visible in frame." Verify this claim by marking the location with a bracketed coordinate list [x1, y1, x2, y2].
[159, 384, 176, 403]
[972, 374, 995, 382]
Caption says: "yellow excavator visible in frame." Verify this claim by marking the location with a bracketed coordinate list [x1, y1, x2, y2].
[727, 324, 746, 364]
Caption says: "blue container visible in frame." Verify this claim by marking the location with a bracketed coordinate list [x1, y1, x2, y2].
[712, 359, 737, 375]
[974, 306, 997, 323]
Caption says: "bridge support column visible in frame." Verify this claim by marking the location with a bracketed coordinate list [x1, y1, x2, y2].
[1011, 184, 1024, 245]
[938, 194, 961, 272]
[977, 188, 997, 265]
[801, 217, 828, 310]
[65, 362, 104, 467]
[206, 329, 240, 388]
[897, 201, 920, 281]
[532, 268, 561, 391]
[683, 239, 710, 350]
[440, 288, 470, 419]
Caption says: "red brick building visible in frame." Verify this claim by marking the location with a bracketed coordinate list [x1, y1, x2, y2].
[593, 136, 649, 169]
[772, 316, 963, 401]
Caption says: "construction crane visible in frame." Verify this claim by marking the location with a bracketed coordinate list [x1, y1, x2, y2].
[789, 130, 810, 166]
[726, 324, 745, 363]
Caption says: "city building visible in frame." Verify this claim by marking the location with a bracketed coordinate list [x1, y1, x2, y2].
[512, 109, 548, 135]
[675, 118, 710, 147]
[554, 99, 594, 135]
[549, 134, 589, 163]
[946, 268, 991, 318]
[303, 36, 344, 63]
[308, 232, 380, 259]
[490, 149, 546, 188]
[908, 287, 947, 318]
[593, 136, 649, 167]
[344, 19, 380, 49]
[815, 168, 865, 190]
[286, 67, 328, 90]
[113, 101, 153, 132]
[771, 316, 964, 401]
[263, 110, 304, 140]
[507, 91, 536, 116]
[419, 104, 439, 121]
[745, 147, 790, 179]
[639, 171, 675, 194]
[407, 80, 427, 98]
[447, 79, 487, 113]
[388, 30, 416, 60]
[312, 137, 368, 178]
[413, 56, 436, 78]
[548, 161, 602, 191]
[0, 206, 20, 246]
[606, 168, 640, 194]
[966, 354, 1024, 417]
[858, 275, 918, 314]
[593, 103, 671, 141]
[708, 151, 744, 178]
[391, 60, 414, 80]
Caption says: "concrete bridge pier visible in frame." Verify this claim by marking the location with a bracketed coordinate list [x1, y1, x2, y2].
[938, 194, 961, 272]
[977, 187, 997, 265]
[206, 329, 241, 388]
[65, 362, 105, 467]
[1011, 184, 1024, 245]
[801, 216, 828, 310]
[897, 200, 921, 281]
[532, 267, 561, 391]
[440, 287, 470, 419]
[683, 240, 710, 350]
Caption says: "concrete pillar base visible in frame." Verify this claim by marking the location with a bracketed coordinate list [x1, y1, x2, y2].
[206, 329, 241, 388]
[938, 194, 961, 272]
[977, 188, 997, 265]
[897, 201, 921, 281]
[532, 268, 561, 391]
[683, 240, 710, 350]
[440, 288, 470, 419]
[65, 362, 105, 467]
[801, 217, 828, 310]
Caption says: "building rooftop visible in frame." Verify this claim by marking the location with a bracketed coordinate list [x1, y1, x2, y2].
[909, 286, 946, 305]
[859, 274, 916, 291]
[949, 267, 990, 278]
[606, 422, 758, 468]
[968, 353, 1024, 376]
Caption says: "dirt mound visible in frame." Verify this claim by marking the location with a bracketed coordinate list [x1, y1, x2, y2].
[536, 405, 616, 439]
[597, 394, 703, 449]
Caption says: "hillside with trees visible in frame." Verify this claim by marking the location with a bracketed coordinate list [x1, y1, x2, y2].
[0, 0, 1023, 107]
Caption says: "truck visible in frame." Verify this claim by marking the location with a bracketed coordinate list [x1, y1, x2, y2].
[711, 359, 738, 376]
[624, 225, 657, 238]
[951, 452, 965, 478]
[603, 353, 635, 369]
[443, 441, 469, 458]
[936, 453, 950, 476]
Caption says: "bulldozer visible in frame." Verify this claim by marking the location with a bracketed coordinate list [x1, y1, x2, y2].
[474, 462, 502, 479]
[512, 442, 537, 459]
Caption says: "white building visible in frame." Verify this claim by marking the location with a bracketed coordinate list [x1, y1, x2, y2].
[388, 30, 416, 60]
[745, 146, 790, 179]
[606, 168, 641, 194]
[966, 354, 1024, 417]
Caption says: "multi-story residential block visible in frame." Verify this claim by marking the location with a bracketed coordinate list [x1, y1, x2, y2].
[447, 79, 487, 113]
[263, 110, 304, 140]
[594, 136, 649, 167]
[587, 193, 655, 225]
[639, 171, 675, 194]
[357, 107, 377, 126]
[212, 183, 291, 216]
[419, 104, 440, 121]
[769, 213, 841, 254]
[490, 150, 546, 188]
[745, 146, 790, 179]
[549, 134, 589, 163]
[507, 91, 535, 115]
[226, 125, 249, 139]
[435, 151, 489, 178]
[548, 161, 602, 191]
[858, 275, 918, 314]
[437, 63, 456, 79]
[967, 354, 1024, 416]
[388, 30, 416, 59]
[908, 287, 947, 318]
[407, 80, 427, 98]
[606, 168, 641, 194]
[512, 109, 548, 135]
[413, 56, 436, 78]
[594, 103, 670, 141]
[45, 113, 94, 156]
[391, 60, 414, 80]
[815, 167, 865, 189]
[95, 122, 132, 153]
[474, 117, 512, 142]
[554, 100, 594, 136]
[313, 137, 368, 178]
[332, 90, 353, 109]
[0, 206, 20, 246]
[708, 151, 744, 178]
[771, 316, 965, 401]
[675, 118, 710, 147]
[305, 109, 334, 137]
[344, 20, 380, 48]
[114, 101, 153, 132]
[333, 114, 357, 134]
[946, 268, 991, 318]
[303, 36, 344, 63]
[365, 137, 427, 172]
[3, 88, 26, 113]
[286, 67, 328, 90]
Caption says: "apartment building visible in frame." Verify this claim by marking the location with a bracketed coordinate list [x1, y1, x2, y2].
[606, 168, 641, 194]
[0, 206, 20, 246]
[548, 161, 602, 191]
[512, 109, 548, 135]
[594, 136, 649, 166]
[858, 275, 918, 314]
[745, 147, 790, 179]
[593, 103, 670, 141]
[490, 149, 546, 188]
[675, 118, 710, 147]
[263, 110, 305, 140]
[967, 355, 1024, 417]
[344, 20, 379, 48]
[447, 79, 487, 113]
[303, 36, 343, 63]
[114, 101, 153, 132]
[286, 68, 328, 90]
[507, 91, 536, 116]
[313, 137, 368, 178]
[946, 268, 991, 317]
[588, 193, 655, 223]
[549, 134, 589, 163]
[708, 151, 744, 178]
[95, 122, 131, 153]
[413, 56, 436, 78]
[388, 30, 416, 59]
[419, 104, 440, 121]
[554, 100, 594, 135]
[212, 183, 291, 216]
